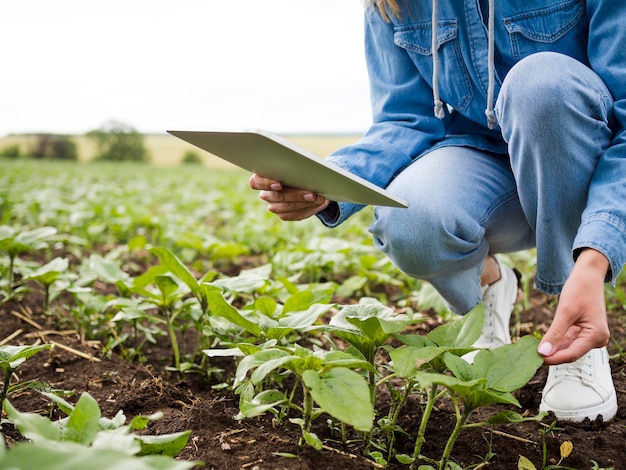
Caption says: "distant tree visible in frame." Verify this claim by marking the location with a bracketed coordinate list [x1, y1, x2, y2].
[30, 134, 78, 160]
[86, 120, 149, 162]
[0, 144, 21, 159]
[181, 150, 203, 165]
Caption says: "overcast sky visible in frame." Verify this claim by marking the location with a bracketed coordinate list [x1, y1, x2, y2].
[1, 0, 372, 137]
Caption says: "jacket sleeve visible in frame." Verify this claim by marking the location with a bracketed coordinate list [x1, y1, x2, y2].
[573, 0, 626, 283]
[318, 6, 446, 227]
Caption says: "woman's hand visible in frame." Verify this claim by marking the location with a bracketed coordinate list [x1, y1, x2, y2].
[538, 248, 611, 364]
[249, 174, 330, 221]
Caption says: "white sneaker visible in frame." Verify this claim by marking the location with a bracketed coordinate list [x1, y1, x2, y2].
[540, 347, 617, 422]
[464, 257, 518, 362]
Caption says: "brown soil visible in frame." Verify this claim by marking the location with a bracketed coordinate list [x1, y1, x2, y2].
[2, 257, 626, 470]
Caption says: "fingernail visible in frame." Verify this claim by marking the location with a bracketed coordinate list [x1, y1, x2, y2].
[303, 193, 315, 202]
[270, 183, 282, 191]
[538, 342, 553, 356]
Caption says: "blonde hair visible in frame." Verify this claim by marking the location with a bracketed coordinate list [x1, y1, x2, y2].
[369, 0, 401, 20]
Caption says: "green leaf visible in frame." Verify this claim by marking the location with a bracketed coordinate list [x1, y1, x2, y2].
[64, 393, 101, 445]
[137, 430, 192, 457]
[0, 344, 51, 372]
[149, 247, 199, 294]
[443, 350, 475, 381]
[254, 296, 277, 316]
[0, 442, 196, 470]
[302, 430, 323, 450]
[40, 391, 76, 416]
[302, 368, 374, 432]
[234, 348, 291, 386]
[487, 410, 547, 425]
[427, 305, 483, 348]
[279, 303, 333, 329]
[154, 275, 182, 303]
[3, 226, 57, 256]
[240, 390, 288, 418]
[25, 257, 69, 285]
[212, 264, 271, 293]
[129, 412, 164, 431]
[282, 289, 333, 314]
[389, 345, 447, 378]
[84, 254, 128, 284]
[518, 454, 538, 470]
[395, 454, 415, 464]
[321, 350, 376, 373]
[485, 336, 543, 392]
[90, 428, 141, 455]
[3, 399, 61, 442]
[205, 290, 261, 337]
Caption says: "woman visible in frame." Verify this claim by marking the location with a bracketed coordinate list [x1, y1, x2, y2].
[250, 0, 624, 422]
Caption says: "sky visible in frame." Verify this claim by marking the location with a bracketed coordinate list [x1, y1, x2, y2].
[1, 0, 372, 137]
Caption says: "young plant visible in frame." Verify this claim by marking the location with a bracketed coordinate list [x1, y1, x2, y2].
[233, 342, 375, 449]
[152, 246, 337, 355]
[311, 298, 423, 455]
[105, 296, 166, 362]
[0, 343, 52, 410]
[24, 257, 70, 313]
[389, 307, 544, 469]
[2, 392, 197, 470]
[128, 273, 190, 371]
[392, 311, 544, 470]
[0, 225, 57, 297]
[318, 299, 422, 392]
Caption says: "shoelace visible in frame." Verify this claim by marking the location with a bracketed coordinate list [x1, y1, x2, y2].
[552, 353, 593, 383]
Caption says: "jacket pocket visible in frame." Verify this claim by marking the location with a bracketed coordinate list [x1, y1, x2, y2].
[394, 20, 473, 111]
[503, 0, 586, 61]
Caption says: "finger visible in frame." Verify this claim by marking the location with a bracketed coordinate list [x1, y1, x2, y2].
[249, 174, 282, 191]
[270, 199, 329, 218]
[537, 318, 570, 358]
[259, 187, 325, 205]
[276, 205, 329, 221]
[541, 336, 599, 365]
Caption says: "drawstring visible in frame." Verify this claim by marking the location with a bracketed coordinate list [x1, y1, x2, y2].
[485, 0, 497, 129]
[431, 0, 445, 119]
[431, 0, 498, 129]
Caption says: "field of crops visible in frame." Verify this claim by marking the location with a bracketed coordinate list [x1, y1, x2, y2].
[0, 133, 361, 166]
[1, 154, 625, 469]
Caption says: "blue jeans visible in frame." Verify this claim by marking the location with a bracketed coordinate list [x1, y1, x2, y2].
[369, 52, 615, 314]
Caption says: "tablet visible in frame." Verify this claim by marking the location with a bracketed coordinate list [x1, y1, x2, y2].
[166, 129, 408, 208]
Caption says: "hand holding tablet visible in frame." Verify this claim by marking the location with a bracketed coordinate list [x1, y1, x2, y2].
[167, 129, 408, 208]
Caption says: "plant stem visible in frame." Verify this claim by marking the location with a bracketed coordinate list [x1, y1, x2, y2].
[165, 308, 180, 370]
[7, 254, 15, 294]
[439, 406, 473, 470]
[410, 385, 442, 469]
[43, 285, 50, 313]
[302, 381, 313, 433]
[1, 368, 12, 411]
[386, 379, 414, 463]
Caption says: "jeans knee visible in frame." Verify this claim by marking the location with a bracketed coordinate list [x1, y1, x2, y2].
[370, 205, 485, 280]
[497, 52, 577, 128]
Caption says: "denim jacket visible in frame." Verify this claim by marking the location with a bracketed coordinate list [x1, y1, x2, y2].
[319, 0, 626, 281]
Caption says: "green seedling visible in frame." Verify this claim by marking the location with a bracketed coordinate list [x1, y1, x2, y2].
[106, 296, 166, 362]
[390, 307, 543, 469]
[0, 343, 52, 410]
[389, 306, 484, 465]
[1, 392, 197, 469]
[152, 246, 336, 350]
[24, 257, 69, 313]
[0, 225, 57, 296]
[313, 298, 423, 456]
[233, 342, 375, 449]
[317, 298, 422, 392]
